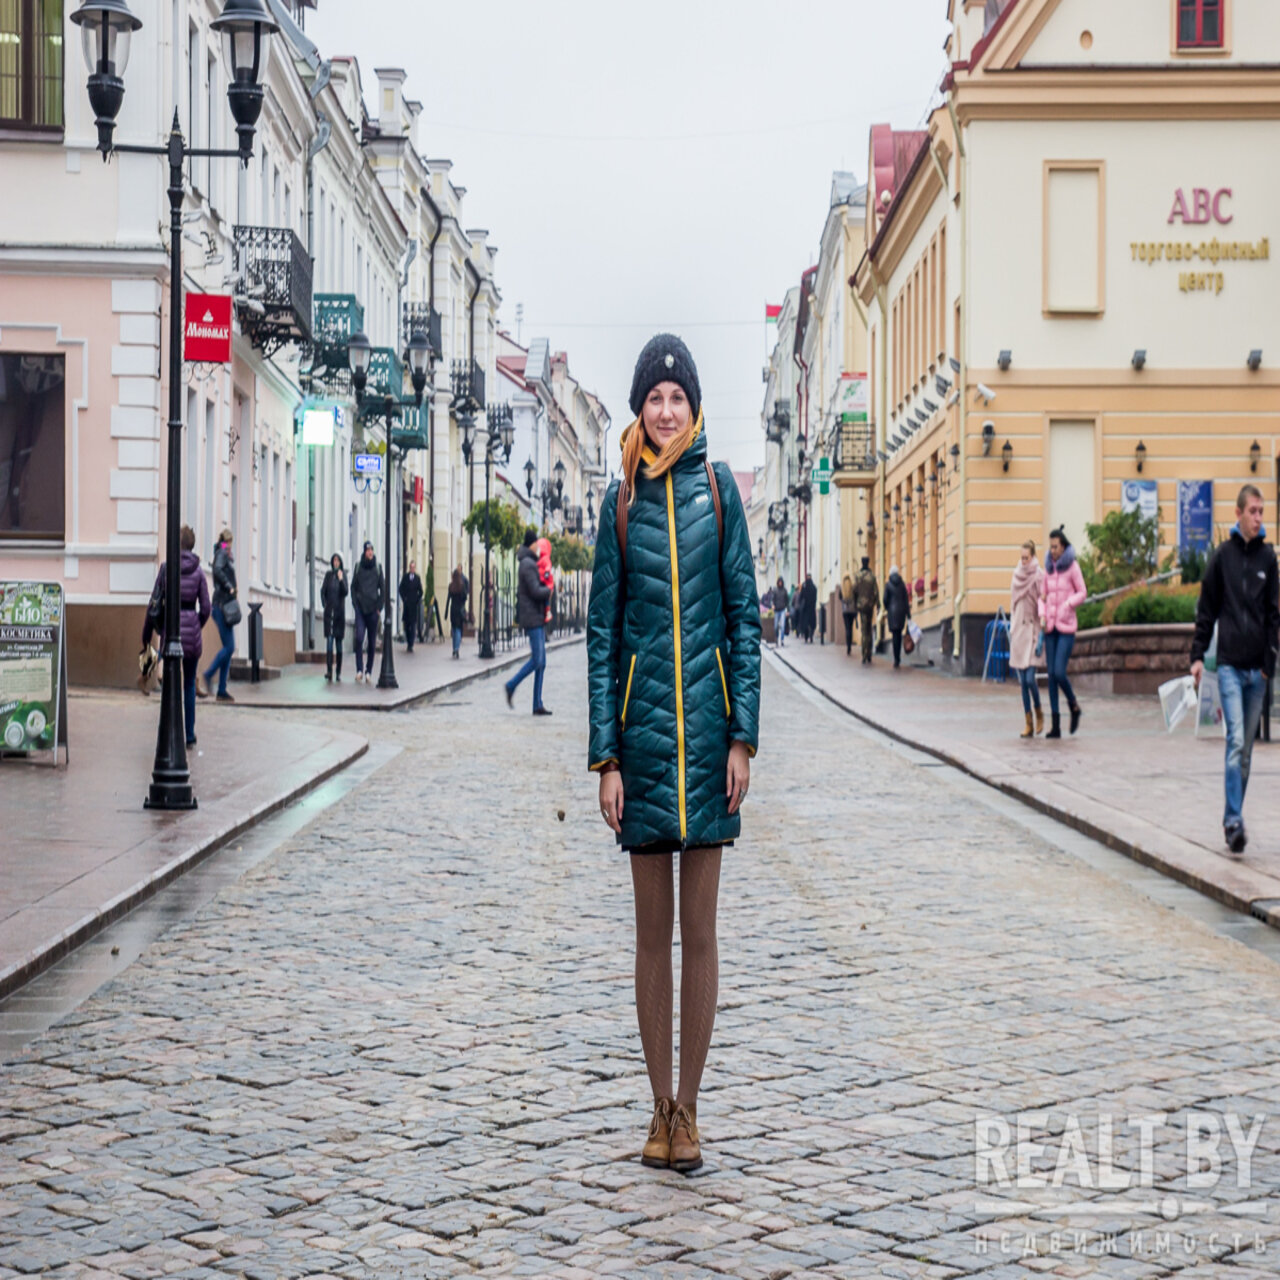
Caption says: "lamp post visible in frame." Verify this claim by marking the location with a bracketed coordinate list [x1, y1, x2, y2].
[479, 410, 514, 659]
[71, 0, 277, 810]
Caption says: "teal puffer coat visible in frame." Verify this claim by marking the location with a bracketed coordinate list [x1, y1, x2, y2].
[587, 420, 762, 850]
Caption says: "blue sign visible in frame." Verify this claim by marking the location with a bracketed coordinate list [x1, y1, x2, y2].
[1121, 479, 1159, 521]
[353, 453, 383, 477]
[1178, 480, 1213, 553]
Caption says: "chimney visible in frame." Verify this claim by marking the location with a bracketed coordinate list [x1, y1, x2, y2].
[374, 67, 407, 137]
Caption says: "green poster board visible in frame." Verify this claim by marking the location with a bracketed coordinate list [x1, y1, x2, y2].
[0, 581, 68, 765]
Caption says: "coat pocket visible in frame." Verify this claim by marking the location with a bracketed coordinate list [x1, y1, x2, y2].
[621, 653, 638, 726]
[715, 647, 731, 718]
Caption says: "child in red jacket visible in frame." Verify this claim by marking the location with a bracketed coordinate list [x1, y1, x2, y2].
[533, 537, 555, 625]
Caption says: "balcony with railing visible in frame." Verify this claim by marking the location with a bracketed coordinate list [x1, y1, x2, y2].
[451, 358, 485, 412]
[233, 226, 313, 357]
[832, 421, 877, 485]
[564, 504, 584, 535]
[306, 294, 364, 393]
[765, 401, 791, 445]
[768, 499, 790, 532]
[402, 302, 443, 364]
[391, 402, 429, 451]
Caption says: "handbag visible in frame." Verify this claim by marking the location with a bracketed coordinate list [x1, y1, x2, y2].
[145, 574, 165, 632]
[903, 632, 916, 655]
[220, 595, 242, 627]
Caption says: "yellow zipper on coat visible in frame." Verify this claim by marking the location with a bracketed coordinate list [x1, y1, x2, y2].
[665, 471, 687, 842]
[621, 654, 637, 725]
[715, 647, 730, 718]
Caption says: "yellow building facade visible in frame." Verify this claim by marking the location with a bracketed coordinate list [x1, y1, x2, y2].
[856, 0, 1280, 672]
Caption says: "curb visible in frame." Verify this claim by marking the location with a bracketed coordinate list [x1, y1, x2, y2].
[768, 646, 1280, 930]
[0, 734, 369, 1001]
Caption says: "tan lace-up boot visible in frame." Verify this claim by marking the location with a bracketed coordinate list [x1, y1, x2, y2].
[641, 1097, 675, 1168]
[669, 1103, 702, 1173]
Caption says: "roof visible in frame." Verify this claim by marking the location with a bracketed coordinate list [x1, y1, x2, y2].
[732, 471, 755, 507]
[830, 171, 866, 207]
[497, 354, 528, 391]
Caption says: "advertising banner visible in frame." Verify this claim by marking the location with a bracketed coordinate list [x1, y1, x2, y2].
[838, 373, 869, 424]
[0, 581, 67, 762]
[183, 294, 233, 363]
[1177, 480, 1214, 553]
[1121, 479, 1159, 522]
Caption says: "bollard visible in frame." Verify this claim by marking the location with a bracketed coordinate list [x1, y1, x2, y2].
[248, 602, 264, 683]
[818, 603, 826, 645]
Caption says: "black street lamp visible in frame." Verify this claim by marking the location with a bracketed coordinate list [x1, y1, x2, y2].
[479, 408, 514, 659]
[71, 0, 276, 810]
[523, 456, 536, 502]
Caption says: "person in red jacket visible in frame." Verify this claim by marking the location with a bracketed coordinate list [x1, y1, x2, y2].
[1039, 527, 1087, 738]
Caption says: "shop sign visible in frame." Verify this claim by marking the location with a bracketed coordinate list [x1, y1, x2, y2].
[0, 581, 68, 762]
[353, 453, 383, 477]
[183, 294, 233, 362]
[300, 402, 344, 447]
[1122, 479, 1159, 522]
[1132, 190, 1269, 297]
[413, 476, 425, 511]
[1177, 481, 1214, 554]
[839, 373, 869, 424]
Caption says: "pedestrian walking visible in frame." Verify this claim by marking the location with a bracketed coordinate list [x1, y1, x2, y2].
[1191, 484, 1280, 855]
[588, 334, 762, 1174]
[883, 565, 911, 667]
[321, 553, 348, 681]
[446, 566, 468, 659]
[505, 528, 554, 714]
[840, 574, 857, 655]
[799, 572, 818, 643]
[141, 525, 210, 747]
[853, 556, 879, 665]
[350, 540, 384, 683]
[199, 528, 237, 702]
[1010, 540, 1044, 738]
[398, 560, 424, 653]
[771, 576, 789, 646]
[1039, 527, 1086, 738]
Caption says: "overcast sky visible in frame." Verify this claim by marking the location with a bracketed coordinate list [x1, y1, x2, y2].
[308, 1, 951, 475]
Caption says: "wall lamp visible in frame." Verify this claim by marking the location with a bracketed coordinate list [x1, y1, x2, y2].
[949, 443, 961, 462]
[1251, 441, 1262, 472]
[1002, 441, 1013, 472]
[1132, 349, 1147, 371]
[981, 421, 995, 456]
[1248, 350, 1263, 372]
[1135, 440, 1147, 473]
[997, 349, 1012, 372]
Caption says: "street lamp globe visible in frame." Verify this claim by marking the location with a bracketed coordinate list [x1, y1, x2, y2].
[406, 329, 431, 403]
[70, 0, 142, 155]
[500, 417, 515, 459]
[210, 0, 279, 159]
[553, 456, 566, 494]
[346, 329, 373, 397]
[459, 412, 476, 461]
[523, 457, 535, 496]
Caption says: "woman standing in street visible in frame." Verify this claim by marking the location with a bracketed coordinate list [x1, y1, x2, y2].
[446, 567, 468, 659]
[1040, 527, 1087, 738]
[321, 553, 348, 681]
[200, 528, 237, 702]
[883, 565, 911, 668]
[1010, 540, 1044, 738]
[142, 525, 210, 747]
[588, 334, 761, 1175]
[840, 574, 857, 656]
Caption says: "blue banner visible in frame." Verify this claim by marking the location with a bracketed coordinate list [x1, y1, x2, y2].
[1177, 481, 1213, 553]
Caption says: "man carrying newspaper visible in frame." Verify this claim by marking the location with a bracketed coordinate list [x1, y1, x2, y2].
[1190, 484, 1280, 856]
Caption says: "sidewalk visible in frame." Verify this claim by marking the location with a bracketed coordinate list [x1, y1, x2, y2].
[0, 694, 367, 998]
[770, 638, 1280, 926]
[220, 633, 583, 711]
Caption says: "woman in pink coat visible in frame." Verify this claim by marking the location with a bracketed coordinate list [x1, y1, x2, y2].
[1010, 540, 1044, 738]
[1039, 527, 1087, 738]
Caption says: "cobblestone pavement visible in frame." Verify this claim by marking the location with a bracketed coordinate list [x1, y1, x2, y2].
[2, 651, 1280, 1278]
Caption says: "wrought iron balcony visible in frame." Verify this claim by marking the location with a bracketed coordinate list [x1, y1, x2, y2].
[564, 504, 584, 535]
[307, 294, 365, 393]
[402, 302, 443, 364]
[765, 401, 791, 444]
[233, 226, 313, 357]
[768, 500, 790, 532]
[391, 402, 429, 451]
[451, 358, 485, 412]
[832, 422, 877, 481]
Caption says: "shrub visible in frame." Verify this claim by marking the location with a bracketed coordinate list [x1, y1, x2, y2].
[1178, 547, 1208, 585]
[1078, 508, 1161, 594]
[1111, 590, 1199, 626]
[463, 499, 525, 552]
[1076, 601, 1104, 632]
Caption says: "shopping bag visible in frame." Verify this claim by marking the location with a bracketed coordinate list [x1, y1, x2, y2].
[906, 620, 923, 645]
[1158, 675, 1197, 733]
[1195, 669, 1225, 738]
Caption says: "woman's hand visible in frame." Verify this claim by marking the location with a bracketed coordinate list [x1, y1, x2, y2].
[599, 771, 624, 833]
[726, 741, 751, 815]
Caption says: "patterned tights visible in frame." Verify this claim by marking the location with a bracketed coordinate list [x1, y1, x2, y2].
[630, 847, 722, 1109]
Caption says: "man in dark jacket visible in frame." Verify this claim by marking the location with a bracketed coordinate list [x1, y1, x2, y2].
[350, 541, 384, 683]
[1191, 484, 1280, 854]
[398, 560, 424, 652]
[853, 556, 880, 665]
[771, 576, 790, 646]
[505, 528, 553, 715]
[799, 573, 818, 643]
[883, 566, 911, 668]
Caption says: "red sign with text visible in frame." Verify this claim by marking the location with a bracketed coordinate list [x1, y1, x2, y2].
[414, 476, 425, 511]
[184, 293, 233, 363]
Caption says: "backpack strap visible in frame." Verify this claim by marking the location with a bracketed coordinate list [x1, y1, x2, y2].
[616, 478, 629, 561]
[704, 460, 724, 547]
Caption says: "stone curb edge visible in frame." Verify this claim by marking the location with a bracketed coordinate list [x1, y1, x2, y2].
[767, 646, 1280, 932]
[0, 733, 370, 1001]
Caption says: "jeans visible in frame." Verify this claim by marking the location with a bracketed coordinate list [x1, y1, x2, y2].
[204, 606, 235, 697]
[326, 633, 343, 676]
[1218, 664, 1267, 830]
[1043, 630, 1077, 716]
[183, 654, 197, 744]
[506, 625, 546, 710]
[451, 624, 463, 656]
[1017, 666, 1041, 714]
[776, 612, 787, 645]
[354, 610, 378, 674]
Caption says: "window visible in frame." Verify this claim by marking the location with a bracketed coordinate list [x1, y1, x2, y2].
[0, 353, 65, 540]
[0, 0, 64, 130]
[1178, 0, 1223, 48]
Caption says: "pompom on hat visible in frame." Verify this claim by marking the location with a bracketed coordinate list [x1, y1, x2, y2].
[628, 333, 701, 420]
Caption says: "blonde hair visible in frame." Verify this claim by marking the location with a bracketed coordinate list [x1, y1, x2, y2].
[1022, 539, 1036, 556]
[618, 409, 704, 505]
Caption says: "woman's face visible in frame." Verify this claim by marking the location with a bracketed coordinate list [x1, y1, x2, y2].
[1020, 547, 1032, 567]
[642, 381, 691, 451]
[331, 555, 340, 570]
[1049, 536, 1064, 559]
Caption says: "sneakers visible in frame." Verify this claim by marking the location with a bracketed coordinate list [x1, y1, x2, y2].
[216, 692, 235, 703]
[533, 706, 553, 717]
[641, 1097, 674, 1168]
[355, 671, 364, 683]
[668, 1103, 702, 1173]
[1225, 823, 1248, 856]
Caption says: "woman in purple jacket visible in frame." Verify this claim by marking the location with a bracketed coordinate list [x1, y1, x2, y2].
[142, 525, 211, 747]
